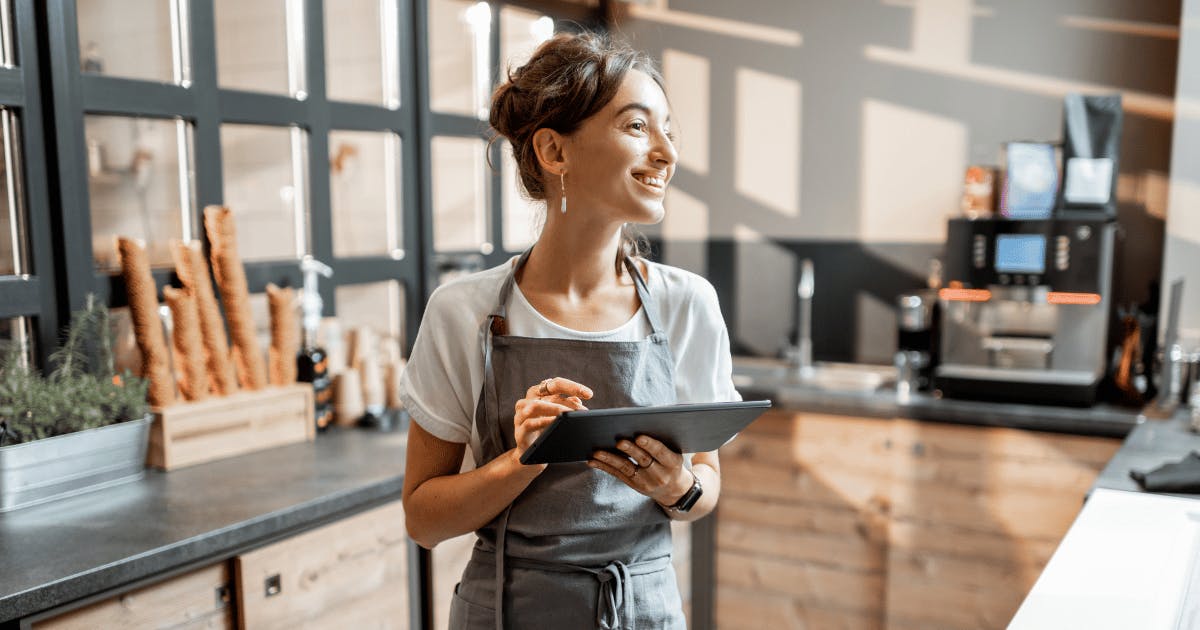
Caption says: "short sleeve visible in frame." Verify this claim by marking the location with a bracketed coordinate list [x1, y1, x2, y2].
[398, 286, 481, 443]
[670, 276, 742, 404]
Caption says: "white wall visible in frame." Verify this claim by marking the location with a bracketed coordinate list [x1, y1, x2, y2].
[1162, 0, 1200, 343]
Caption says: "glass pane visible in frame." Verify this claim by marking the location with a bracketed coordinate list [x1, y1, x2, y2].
[108, 306, 141, 374]
[87, 116, 193, 271]
[329, 129, 402, 258]
[247, 291, 272, 364]
[214, 0, 302, 96]
[500, 6, 553, 74]
[0, 108, 25, 276]
[76, 0, 185, 84]
[431, 136, 488, 253]
[324, 0, 398, 107]
[335, 280, 404, 348]
[429, 0, 491, 119]
[220, 124, 308, 261]
[0, 316, 32, 366]
[501, 141, 539, 252]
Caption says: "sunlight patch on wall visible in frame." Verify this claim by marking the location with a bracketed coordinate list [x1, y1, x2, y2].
[625, 4, 802, 48]
[733, 223, 795, 357]
[735, 68, 801, 218]
[1167, 178, 1200, 246]
[1059, 15, 1179, 40]
[663, 48, 710, 176]
[664, 187, 709, 241]
[911, 0, 976, 64]
[859, 99, 965, 243]
[662, 186, 708, 283]
[863, 45, 1175, 121]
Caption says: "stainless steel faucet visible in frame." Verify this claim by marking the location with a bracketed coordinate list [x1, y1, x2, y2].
[784, 259, 815, 376]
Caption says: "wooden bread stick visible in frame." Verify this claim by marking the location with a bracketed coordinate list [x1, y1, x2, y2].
[266, 283, 299, 385]
[116, 237, 177, 407]
[170, 239, 238, 396]
[162, 286, 209, 402]
[203, 205, 268, 390]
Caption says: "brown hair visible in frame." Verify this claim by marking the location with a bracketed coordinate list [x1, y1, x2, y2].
[489, 31, 661, 268]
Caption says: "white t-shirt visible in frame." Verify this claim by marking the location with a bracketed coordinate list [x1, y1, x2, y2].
[398, 257, 741, 465]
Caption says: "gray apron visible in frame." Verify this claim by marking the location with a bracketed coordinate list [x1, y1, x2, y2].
[448, 249, 686, 630]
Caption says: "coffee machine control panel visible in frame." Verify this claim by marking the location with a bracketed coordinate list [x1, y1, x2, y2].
[944, 218, 1110, 294]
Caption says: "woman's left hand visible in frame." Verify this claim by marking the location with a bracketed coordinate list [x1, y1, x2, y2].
[589, 436, 692, 507]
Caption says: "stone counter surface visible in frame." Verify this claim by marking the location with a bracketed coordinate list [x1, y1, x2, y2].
[736, 383, 1143, 438]
[0, 428, 408, 622]
[1091, 411, 1200, 494]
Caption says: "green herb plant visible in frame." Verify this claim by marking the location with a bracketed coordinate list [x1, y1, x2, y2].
[0, 295, 149, 446]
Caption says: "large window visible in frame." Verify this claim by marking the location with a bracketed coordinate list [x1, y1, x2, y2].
[423, 0, 589, 295]
[44, 0, 423, 359]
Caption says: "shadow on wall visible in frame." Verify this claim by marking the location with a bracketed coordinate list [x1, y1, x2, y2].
[619, 0, 1179, 362]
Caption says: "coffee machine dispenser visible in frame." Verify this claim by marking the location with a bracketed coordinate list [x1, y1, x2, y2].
[935, 217, 1115, 406]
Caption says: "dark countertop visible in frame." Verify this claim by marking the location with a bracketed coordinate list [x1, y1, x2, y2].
[0, 427, 408, 622]
[1091, 411, 1200, 494]
[735, 382, 1143, 439]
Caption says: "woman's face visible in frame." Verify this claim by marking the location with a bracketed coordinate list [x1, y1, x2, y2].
[563, 69, 678, 225]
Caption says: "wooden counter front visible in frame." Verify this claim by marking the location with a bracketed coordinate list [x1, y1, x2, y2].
[715, 410, 1120, 630]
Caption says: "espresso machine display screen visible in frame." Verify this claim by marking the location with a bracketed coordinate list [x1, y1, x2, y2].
[994, 234, 1047, 274]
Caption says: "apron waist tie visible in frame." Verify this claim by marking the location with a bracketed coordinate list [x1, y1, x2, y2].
[480, 546, 671, 630]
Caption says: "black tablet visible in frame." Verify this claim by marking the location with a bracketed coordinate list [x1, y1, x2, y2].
[518, 400, 772, 465]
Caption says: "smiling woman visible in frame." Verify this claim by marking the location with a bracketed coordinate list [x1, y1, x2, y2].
[400, 32, 738, 630]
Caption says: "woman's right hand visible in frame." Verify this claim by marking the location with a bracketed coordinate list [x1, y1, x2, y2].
[514, 377, 594, 464]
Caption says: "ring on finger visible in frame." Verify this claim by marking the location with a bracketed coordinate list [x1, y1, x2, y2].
[538, 378, 552, 397]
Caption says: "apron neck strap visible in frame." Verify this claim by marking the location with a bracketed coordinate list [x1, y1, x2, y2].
[621, 255, 663, 335]
[491, 248, 663, 335]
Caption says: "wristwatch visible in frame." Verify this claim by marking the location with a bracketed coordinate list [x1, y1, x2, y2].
[665, 470, 703, 513]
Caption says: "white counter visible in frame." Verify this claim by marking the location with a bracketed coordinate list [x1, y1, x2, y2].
[1010, 488, 1200, 629]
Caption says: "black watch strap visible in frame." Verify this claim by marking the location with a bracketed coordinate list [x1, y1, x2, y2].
[668, 471, 703, 513]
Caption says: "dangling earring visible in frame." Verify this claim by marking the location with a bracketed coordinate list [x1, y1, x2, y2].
[560, 171, 567, 214]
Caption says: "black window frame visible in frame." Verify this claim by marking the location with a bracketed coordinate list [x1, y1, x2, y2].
[0, 0, 59, 368]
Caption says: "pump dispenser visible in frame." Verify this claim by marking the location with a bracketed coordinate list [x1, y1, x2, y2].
[297, 257, 334, 431]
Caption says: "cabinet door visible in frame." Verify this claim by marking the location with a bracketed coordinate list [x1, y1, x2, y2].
[235, 501, 408, 629]
[884, 420, 1119, 630]
[33, 563, 233, 629]
[716, 411, 895, 630]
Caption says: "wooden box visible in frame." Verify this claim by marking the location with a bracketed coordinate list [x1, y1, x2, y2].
[148, 384, 314, 470]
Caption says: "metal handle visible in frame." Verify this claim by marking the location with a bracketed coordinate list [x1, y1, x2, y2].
[264, 574, 282, 598]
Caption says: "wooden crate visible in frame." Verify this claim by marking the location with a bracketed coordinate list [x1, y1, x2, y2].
[149, 384, 314, 470]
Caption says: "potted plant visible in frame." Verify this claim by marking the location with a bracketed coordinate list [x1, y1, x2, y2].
[0, 296, 152, 512]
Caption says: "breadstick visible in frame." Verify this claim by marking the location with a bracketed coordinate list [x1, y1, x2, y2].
[162, 286, 208, 402]
[204, 206, 268, 390]
[116, 237, 176, 407]
[171, 239, 238, 396]
[266, 283, 299, 385]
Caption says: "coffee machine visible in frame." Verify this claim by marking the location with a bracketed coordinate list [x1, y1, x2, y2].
[934, 217, 1115, 406]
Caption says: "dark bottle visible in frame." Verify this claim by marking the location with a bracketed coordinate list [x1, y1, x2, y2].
[297, 257, 334, 432]
[297, 346, 334, 432]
